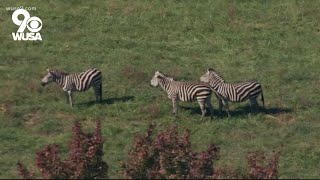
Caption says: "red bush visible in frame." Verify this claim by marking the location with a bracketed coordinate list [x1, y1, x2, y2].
[122, 123, 279, 179]
[247, 150, 279, 179]
[206, 150, 280, 179]
[18, 121, 280, 179]
[17, 120, 108, 179]
[17, 161, 34, 179]
[122, 124, 220, 179]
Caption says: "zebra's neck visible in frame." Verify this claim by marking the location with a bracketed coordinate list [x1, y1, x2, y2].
[210, 72, 225, 83]
[53, 73, 68, 88]
[158, 77, 172, 93]
[210, 79, 223, 90]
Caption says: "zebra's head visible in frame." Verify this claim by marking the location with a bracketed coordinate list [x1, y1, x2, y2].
[41, 69, 55, 86]
[200, 68, 225, 83]
[150, 71, 173, 87]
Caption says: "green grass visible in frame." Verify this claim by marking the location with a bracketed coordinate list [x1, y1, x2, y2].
[0, 0, 320, 178]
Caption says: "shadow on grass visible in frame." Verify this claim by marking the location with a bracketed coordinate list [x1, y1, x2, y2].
[180, 105, 293, 119]
[180, 106, 221, 118]
[77, 96, 135, 107]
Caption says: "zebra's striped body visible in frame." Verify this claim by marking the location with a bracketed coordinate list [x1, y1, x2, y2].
[41, 68, 102, 107]
[200, 68, 264, 116]
[150, 71, 215, 119]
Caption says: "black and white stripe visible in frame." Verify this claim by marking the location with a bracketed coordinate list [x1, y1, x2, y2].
[150, 71, 215, 119]
[200, 68, 264, 116]
[41, 68, 102, 107]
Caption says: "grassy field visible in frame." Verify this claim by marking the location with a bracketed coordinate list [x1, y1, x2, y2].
[0, 0, 320, 178]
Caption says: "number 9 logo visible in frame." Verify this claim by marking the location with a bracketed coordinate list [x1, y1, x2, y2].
[12, 9, 42, 33]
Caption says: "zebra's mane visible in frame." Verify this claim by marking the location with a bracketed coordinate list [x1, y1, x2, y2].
[50, 69, 69, 76]
[208, 69, 258, 84]
[208, 68, 225, 82]
[157, 71, 174, 81]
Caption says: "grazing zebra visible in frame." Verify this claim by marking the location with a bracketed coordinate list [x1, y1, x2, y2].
[200, 68, 264, 117]
[150, 71, 216, 119]
[41, 68, 102, 107]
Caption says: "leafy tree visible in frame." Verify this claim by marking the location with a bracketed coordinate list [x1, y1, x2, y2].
[17, 120, 108, 179]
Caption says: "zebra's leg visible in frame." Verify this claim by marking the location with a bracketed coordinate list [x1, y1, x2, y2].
[214, 93, 223, 114]
[206, 98, 214, 119]
[65, 91, 69, 104]
[218, 99, 223, 114]
[94, 84, 102, 102]
[249, 97, 259, 113]
[197, 100, 207, 119]
[172, 98, 178, 115]
[68, 90, 73, 107]
[94, 86, 98, 102]
[221, 99, 230, 117]
[99, 84, 102, 102]
[260, 90, 265, 109]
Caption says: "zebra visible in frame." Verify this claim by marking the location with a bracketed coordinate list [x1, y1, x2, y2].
[41, 68, 102, 107]
[200, 68, 264, 117]
[150, 71, 216, 119]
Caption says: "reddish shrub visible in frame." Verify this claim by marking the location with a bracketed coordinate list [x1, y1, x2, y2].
[122, 124, 220, 179]
[35, 144, 69, 178]
[17, 120, 108, 179]
[122, 123, 280, 179]
[247, 150, 279, 179]
[17, 162, 34, 179]
[212, 150, 280, 179]
[212, 165, 245, 179]
[17, 121, 280, 179]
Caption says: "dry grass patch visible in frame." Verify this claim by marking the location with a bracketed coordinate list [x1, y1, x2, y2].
[139, 103, 161, 119]
[264, 113, 295, 126]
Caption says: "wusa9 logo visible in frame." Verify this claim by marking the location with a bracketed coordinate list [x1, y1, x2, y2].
[12, 9, 42, 41]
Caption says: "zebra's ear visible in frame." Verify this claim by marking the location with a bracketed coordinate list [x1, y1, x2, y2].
[155, 71, 161, 76]
[155, 71, 164, 78]
[47, 68, 53, 74]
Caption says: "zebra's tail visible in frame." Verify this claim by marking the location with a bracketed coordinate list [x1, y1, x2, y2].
[99, 84, 102, 102]
[260, 88, 265, 108]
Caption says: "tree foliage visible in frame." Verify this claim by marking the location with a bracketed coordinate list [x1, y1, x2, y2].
[17, 120, 108, 179]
